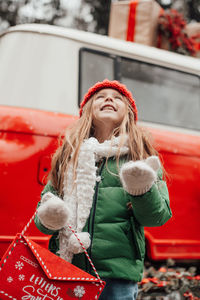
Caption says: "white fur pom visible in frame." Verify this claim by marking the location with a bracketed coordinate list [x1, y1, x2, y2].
[146, 156, 160, 172]
[37, 192, 70, 230]
[68, 232, 91, 254]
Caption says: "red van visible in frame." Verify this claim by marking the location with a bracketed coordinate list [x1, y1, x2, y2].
[0, 24, 200, 261]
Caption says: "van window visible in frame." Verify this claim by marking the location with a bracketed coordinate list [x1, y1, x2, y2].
[80, 49, 200, 131]
[79, 49, 115, 101]
[121, 58, 200, 131]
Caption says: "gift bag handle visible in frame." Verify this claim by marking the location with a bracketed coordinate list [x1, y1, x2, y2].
[21, 211, 103, 284]
[67, 225, 102, 283]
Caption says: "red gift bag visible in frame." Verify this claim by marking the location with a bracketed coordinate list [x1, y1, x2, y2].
[0, 213, 105, 300]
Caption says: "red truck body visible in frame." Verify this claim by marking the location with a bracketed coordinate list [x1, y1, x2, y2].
[1, 105, 200, 261]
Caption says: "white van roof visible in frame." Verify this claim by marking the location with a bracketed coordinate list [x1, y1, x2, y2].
[1, 23, 200, 75]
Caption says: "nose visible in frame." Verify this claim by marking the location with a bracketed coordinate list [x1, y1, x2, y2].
[105, 96, 113, 102]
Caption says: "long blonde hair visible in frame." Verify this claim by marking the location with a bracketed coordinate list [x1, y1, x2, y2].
[49, 95, 158, 196]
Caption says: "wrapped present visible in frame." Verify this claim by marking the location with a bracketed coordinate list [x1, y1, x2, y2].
[108, 0, 163, 46]
[185, 23, 200, 57]
[0, 215, 105, 300]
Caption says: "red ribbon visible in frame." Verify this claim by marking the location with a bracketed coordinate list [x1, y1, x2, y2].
[126, 0, 138, 42]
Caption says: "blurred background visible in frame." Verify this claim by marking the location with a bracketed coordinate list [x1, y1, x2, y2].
[0, 1, 199, 299]
[0, 0, 199, 35]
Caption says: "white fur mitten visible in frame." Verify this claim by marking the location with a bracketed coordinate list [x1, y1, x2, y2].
[37, 192, 70, 230]
[68, 232, 91, 254]
[120, 156, 160, 196]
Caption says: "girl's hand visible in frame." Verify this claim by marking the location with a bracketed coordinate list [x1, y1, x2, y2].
[120, 156, 160, 196]
[37, 192, 69, 230]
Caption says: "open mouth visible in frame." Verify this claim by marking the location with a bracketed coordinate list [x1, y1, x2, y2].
[100, 105, 116, 111]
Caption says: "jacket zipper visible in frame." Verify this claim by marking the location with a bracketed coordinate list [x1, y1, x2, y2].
[86, 158, 106, 273]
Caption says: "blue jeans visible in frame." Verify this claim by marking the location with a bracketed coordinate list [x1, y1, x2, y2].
[99, 279, 138, 300]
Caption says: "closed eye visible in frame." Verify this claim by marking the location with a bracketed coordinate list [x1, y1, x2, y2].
[96, 95, 104, 100]
[115, 96, 123, 100]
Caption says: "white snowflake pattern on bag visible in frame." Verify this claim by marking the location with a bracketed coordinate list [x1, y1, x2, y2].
[7, 276, 13, 283]
[19, 274, 25, 281]
[15, 261, 24, 270]
[74, 285, 85, 298]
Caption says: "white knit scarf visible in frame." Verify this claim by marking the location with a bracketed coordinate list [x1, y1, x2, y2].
[58, 136, 129, 262]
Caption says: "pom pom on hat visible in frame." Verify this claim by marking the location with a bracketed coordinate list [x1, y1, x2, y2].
[79, 79, 138, 122]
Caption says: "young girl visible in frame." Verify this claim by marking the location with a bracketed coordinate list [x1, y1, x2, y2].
[35, 79, 172, 300]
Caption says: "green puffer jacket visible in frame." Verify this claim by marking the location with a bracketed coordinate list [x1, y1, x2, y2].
[35, 157, 172, 283]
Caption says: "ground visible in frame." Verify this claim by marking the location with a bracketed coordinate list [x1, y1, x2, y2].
[137, 259, 200, 300]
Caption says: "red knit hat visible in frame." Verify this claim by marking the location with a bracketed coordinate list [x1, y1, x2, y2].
[79, 79, 138, 122]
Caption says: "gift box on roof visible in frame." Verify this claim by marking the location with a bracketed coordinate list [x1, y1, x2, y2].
[0, 234, 105, 300]
[185, 23, 200, 57]
[108, 0, 163, 46]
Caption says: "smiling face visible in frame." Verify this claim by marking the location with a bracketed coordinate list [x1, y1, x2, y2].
[92, 88, 127, 137]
